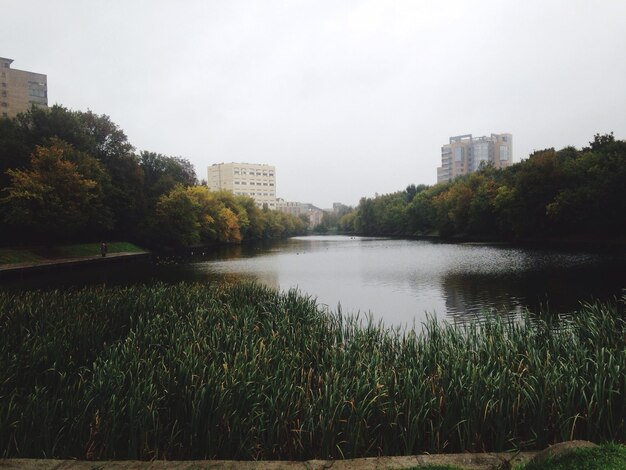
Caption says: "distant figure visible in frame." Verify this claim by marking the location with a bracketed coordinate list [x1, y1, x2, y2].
[100, 242, 108, 257]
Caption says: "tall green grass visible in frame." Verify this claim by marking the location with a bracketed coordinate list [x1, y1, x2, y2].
[0, 283, 624, 460]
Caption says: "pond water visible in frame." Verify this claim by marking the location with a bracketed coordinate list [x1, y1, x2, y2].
[3, 236, 625, 326]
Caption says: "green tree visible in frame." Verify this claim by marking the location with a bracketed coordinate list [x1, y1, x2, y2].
[405, 183, 448, 236]
[139, 151, 197, 206]
[2, 105, 144, 239]
[153, 186, 201, 247]
[1, 140, 111, 242]
[0, 117, 30, 191]
[234, 195, 266, 240]
[75, 110, 142, 237]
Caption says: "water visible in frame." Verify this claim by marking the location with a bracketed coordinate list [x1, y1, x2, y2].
[2, 236, 624, 326]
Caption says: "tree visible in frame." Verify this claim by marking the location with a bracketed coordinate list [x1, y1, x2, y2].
[153, 186, 201, 247]
[234, 195, 266, 240]
[75, 111, 142, 237]
[354, 197, 376, 234]
[0, 117, 30, 191]
[139, 151, 197, 210]
[1, 140, 111, 242]
[586, 132, 615, 152]
[3, 105, 144, 239]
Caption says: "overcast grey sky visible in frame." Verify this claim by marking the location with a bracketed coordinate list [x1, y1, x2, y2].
[3, 0, 626, 208]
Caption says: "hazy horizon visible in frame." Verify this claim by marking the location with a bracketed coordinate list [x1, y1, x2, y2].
[3, 0, 625, 208]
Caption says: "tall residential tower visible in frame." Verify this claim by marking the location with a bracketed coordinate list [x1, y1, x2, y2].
[437, 133, 512, 183]
[0, 57, 47, 119]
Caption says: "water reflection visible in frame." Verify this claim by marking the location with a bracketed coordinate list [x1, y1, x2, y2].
[2, 236, 624, 327]
[184, 236, 624, 326]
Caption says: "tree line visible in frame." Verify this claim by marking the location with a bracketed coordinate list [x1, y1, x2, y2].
[0, 105, 307, 248]
[338, 133, 625, 243]
[2, 106, 623, 247]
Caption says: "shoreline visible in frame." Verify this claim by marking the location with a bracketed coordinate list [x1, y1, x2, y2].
[0, 251, 151, 277]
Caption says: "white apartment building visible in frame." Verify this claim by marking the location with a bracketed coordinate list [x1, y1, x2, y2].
[437, 133, 512, 183]
[207, 162, 276, 208]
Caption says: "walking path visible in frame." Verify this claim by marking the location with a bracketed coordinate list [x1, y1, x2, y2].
[0, 251, 151, 274]
[0, 451, 538, 469]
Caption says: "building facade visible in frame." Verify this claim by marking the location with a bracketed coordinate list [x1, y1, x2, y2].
[1, 57, 47, 119]
[437, 133, 512, 183]
[207, 162, 276, 208]
[275, 199, 324, 228]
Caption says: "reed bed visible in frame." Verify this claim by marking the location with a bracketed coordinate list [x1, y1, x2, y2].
[0, 283, 624, 460]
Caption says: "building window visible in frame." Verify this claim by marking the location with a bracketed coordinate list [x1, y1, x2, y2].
[499, 145, 509, 160]
[28, 83, 46, 98]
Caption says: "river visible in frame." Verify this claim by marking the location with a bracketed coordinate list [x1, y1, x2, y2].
[3, 235, 625, 326]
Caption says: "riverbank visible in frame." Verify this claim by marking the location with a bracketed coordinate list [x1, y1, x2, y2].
[0, 242, 149, 276]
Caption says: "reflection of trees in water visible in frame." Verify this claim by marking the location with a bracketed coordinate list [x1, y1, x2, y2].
[441, 261, 625, 325]
[441, 272, 526, 325]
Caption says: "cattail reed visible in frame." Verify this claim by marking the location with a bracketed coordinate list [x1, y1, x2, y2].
[1, 283, 624, 459]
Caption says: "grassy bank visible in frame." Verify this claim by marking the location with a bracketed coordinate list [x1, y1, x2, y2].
[0, 242, 145, 265]
[518, 442, 626, 470]
[0, 283, 624, 460]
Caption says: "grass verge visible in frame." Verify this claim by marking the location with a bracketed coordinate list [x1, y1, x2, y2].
[516, 443, 626, 470]
[56, 241, 145, 257]
[0, 248, 45, 265]
[0, 242, 145, 265]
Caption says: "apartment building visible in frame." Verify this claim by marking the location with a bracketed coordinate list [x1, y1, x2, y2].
[0, 57, 47, 119]
[437, 133, 512, 183]
[207, 162, 276, 208]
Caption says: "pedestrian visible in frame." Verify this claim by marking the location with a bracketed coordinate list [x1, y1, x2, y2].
[100, 242, 108, 257]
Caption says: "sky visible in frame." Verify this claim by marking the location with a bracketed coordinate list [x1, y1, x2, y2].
[3, 1, 626, 208]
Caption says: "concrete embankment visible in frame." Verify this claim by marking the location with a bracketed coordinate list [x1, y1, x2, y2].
[0, 451, 538, 470]
[0, 441, 601, 468]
